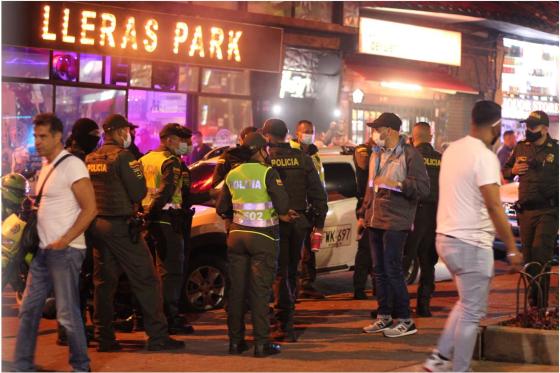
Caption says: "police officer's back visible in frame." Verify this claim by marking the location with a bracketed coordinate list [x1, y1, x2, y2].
[86, 114, 183, 352]
[211, 126, 257, 188]
[502, 111, 559, 306]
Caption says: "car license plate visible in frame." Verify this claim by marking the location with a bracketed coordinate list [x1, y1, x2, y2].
[322, 224, 352, 249]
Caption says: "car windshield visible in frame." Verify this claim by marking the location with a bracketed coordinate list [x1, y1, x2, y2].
[189, 162, 216, 195]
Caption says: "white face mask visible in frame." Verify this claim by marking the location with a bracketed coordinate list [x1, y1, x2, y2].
[300, 133, 315, 145]
[178, 143, 192, 155]
[122, 132, 132, 148]
[371, 131, 385, 148]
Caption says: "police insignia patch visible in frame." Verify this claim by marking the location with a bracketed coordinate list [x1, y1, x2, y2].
[10, 223, 21, 234]
[173, 167, 181, 175]
[546, 153, 554, 163]
[276, 178, 283, 186]
[128, 160, 143, 178]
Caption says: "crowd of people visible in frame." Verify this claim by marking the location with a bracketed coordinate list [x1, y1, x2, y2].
[1, 100, 557, 372]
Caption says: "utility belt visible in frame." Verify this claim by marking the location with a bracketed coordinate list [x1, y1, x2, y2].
[515, 199, 558, 212]
[150, 208, 187, 233]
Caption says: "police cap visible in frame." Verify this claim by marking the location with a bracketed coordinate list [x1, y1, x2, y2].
[262, 118, 288, 138]
[103, 114, 135, 133]
[522, 110, 549, 128]
[243, 132, 267, 152]
[160, 123, 192, 139]
[367, 113, 402, 131]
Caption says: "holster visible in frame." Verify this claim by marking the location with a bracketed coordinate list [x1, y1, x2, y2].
[128, 214, 145, 243]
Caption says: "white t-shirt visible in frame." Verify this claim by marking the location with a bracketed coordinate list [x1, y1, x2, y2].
[436, 135, 501, 250]
[36, 150, 90, 249]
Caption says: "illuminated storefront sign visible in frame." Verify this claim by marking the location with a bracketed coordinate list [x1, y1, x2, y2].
[2, 2, 283, 72]
[358, 18, 461, 66]
[502, 97, 559, 119]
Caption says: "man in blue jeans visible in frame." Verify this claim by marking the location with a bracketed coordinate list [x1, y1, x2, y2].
[357, 113, 430, 338]
[14, 113, 97, 372]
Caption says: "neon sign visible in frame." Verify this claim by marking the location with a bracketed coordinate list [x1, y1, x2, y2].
[3, 2, 283, 72]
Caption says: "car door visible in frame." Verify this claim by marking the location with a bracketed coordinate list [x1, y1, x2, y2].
[315, 161, 359, 271]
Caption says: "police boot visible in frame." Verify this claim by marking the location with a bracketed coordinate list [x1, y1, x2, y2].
[254, 343, 281, 358]
[168, 316, 195, 335]
[229, 340, 250, 355]
[416, 299, 432, 317]
[299, 283, 326, 300]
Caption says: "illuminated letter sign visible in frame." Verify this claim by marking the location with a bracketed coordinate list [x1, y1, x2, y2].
[2, 2, 283, 72]
[359, 18, 461, 66]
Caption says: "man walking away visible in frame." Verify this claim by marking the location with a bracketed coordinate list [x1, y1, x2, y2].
[14, 113, 97, 372]
[423, 101, 522, 372]
[402, 122, 441, 317]
[358, 113, 430, 338]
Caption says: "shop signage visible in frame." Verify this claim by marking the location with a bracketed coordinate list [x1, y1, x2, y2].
[358, 18, 461, 66]
[2, 2, 283, 72]
[502, 97, 559, 119]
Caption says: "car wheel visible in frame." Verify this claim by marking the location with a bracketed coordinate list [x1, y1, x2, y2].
[404, 257, 419, 285]
[184, 255, 227, 312]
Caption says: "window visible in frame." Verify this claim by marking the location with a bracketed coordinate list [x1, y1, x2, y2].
[198, 97, 252, 147]
[324, 163, 357, 201]
[153, 63, 179, 91]
[178, 65, 200, 92]
[130, 62, 152, 88]
[105, 56, 129, 86]
[248, 2, 291, 17]
[52, 51, 78, 82]
[55, 86, 126, 139]
[294, 2, 332, 23]
[201, 68, 250, 95]
[189, 162, 217, 195]
[2, 83, 53, 182]
[79, 54, 103, 83]
[191, 1, 239, 10]
[2, 46, 50, 79]
[127, 90, 188, 154]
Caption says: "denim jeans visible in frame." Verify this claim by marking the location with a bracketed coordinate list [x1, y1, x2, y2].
[369, 228, 411, 319]
[14, 247, 90, 372]
[435, 234, 493, 372]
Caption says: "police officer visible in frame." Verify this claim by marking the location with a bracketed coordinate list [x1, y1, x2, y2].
[352, 138, 376, 300]
[140, 123, 194, 335]
[212, 126, 258, 187]
[217, 132, 295, 357]
[262, 119, 328, 342]
[402, 122, 441, 317]
[86, 114, 183, 352]
[503, 111, 559, 307]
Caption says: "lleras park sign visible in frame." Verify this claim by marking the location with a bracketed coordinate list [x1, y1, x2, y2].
[2, 2, 284, 73]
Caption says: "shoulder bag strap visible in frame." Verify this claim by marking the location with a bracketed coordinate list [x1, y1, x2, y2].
[34, 153, 74, 207]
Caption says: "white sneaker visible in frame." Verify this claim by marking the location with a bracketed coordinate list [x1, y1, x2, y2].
[382, 320, 418, 337]
[423, 350, 452, 372]
[362, 317, 393, 333]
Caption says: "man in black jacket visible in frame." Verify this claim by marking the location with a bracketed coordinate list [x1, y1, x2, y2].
[402, 122, 441, 317]
[358, 113, 430, 338]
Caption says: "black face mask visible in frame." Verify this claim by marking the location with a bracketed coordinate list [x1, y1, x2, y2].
[525, 129, 543, 143]
[77, 135, 100, 154]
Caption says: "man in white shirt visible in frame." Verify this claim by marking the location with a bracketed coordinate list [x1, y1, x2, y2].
[14, 113, 97, 372]
[423, 101, 522, 372]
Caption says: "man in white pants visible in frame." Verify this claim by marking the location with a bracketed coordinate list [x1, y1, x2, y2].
[423, 101, 522, 372]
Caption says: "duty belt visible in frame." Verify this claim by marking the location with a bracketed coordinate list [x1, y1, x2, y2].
[232, 201, 274, 210]
[517, 199, 558, 211]
[233, 215, 279, 228]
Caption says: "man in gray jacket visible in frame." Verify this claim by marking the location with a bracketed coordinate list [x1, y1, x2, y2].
[358, 113, 430, 338]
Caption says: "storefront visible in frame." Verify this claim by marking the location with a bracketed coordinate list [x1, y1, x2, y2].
[341, 17, 479, 147]
[1, 1, 282, 179]
[500, 37, 559, 139]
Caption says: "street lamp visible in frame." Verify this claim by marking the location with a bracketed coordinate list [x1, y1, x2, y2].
[272, 104, 282, 115]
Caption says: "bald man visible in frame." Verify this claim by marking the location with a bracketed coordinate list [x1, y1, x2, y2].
[402, 122, 441, 317]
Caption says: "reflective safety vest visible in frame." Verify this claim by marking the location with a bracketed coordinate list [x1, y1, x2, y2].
[140, 151, 183, 210]
[225, 163, 278, 228]
[289, 139, 325, 187]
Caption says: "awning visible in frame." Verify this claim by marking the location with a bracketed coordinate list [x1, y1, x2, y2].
[349, 64, 479, 95]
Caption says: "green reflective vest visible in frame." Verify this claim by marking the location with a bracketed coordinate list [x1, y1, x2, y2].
[225, 163, 278, 228]
[140, 151, 182, 210]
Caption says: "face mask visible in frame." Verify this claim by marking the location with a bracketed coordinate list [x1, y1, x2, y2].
[122, 132, 132, 148]
[177, 142, 192, 155]
[525, 129, 543, 142]
[299, 134, 315, 145]
[371, 131, 385, 148]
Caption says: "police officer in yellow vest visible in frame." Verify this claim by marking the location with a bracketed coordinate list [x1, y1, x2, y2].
[87, 114, 183, 352]
[216, 132, 296, 357]
[263, 119, 328, 342]
[140, 123, 194, 335]
[289, 120, 326, 300]
[402, 122, 441, 317]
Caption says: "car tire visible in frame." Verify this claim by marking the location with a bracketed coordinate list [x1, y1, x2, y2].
[404, 257, 419, 285]
[183, 254, 227, 312]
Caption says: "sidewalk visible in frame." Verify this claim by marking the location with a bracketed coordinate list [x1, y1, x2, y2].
[2, 261, 558, 372]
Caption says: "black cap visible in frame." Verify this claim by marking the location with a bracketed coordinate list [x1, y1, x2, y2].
[522, 110, 549, 128]
[102, 114, 134, 132]
[262, 118, 288, 138]
[72, 118, 98, 136]
[159, 123, 192, 139]
[367, 113, 402, 131]
[243, 132, 267, 152]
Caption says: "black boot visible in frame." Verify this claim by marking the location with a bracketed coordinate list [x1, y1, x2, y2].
[416, 299, 432, 317]
[229, 340, 250, 355]
[354, 290, 367, 300]
[254, 343, 281, 357]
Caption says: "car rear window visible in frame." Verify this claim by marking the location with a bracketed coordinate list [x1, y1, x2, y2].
[324, 163, 357, 201]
